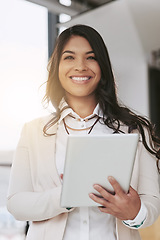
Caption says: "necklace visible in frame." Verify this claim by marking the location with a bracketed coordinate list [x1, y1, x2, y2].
[63, 116, 100, 135]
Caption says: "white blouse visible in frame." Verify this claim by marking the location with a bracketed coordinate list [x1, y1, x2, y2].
[55, 99, 147, 240]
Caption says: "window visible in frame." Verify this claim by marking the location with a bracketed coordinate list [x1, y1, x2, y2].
[0, 0, 48, 151]
[0, 0, 48, 238]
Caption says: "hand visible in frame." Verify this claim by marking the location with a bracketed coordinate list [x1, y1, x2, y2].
[89, 176, 141, 221]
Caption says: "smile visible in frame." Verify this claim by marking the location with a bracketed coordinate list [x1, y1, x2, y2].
[70, 76, 91, 82]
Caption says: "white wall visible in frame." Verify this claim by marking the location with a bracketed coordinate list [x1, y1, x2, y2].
[62, 0, 149, 117]
[128, 0, 160, 60]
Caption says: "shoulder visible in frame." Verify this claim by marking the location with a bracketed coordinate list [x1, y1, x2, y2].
[17, 114, 57, 147]
[26, 113, 56, 127]
[21, 113, 57, 135]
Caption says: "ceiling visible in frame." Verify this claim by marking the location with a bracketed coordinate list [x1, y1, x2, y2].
[127, 0, 160, 59]
[26, 0, 115, 17]
[26, 0, 160, 60]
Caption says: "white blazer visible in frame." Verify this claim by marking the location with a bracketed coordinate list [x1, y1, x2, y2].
[7, 115, 160, 240]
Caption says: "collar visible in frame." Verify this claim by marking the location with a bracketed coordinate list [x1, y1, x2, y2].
[93, 104, 103, 119]
[58, 98, 103, 123]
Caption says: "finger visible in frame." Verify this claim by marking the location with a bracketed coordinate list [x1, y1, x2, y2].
[128, 186, 138, 197]
[127, 186, 133, 195]
[89, 193, 109, 207]
[93, 184, 113, 202]
[98, 206, 115, 215]
[108, 176, 124, 196]
[128, 186, 141, 203]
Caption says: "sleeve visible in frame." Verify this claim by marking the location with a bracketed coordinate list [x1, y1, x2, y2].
[7, 122, 72, 222]
[124, 132, 160, 229]
[137, 139, 160, 228]
[123, 201, 147, 229]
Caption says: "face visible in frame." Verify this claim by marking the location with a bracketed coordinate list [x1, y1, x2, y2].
[58, 36, 101, 103]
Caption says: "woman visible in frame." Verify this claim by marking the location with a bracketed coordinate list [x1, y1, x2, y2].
[7, 24, 160, 240]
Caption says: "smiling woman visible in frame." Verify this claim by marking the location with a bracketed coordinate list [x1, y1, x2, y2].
[58, 35, 101, 116]
[7, 24, 160, 240]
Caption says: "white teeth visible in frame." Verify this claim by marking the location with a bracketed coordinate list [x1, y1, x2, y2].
[71, 77, 90, 81]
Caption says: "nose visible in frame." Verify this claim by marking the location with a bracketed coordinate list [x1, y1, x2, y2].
[74, 59, 88, 71]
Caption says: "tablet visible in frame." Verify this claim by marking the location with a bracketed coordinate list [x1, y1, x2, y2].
[60, 134, 139, 208]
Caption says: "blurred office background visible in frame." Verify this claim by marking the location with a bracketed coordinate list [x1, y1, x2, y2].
[0, 0, 160, 239]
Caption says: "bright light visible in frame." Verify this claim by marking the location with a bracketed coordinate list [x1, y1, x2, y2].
[59, 13, 71, 23]
[4, 81, 43, 124]
[0, 0, 49, 150]
[59, 0, 71, 7]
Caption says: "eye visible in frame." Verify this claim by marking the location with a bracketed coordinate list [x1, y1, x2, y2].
[64, 55, 74, 60]
[87, 56, 97, 60]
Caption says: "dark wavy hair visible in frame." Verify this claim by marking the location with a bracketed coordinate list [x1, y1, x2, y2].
[43, 24, 160, 171]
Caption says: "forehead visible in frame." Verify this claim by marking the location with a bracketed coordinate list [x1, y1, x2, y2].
[62, 35, 93, 52]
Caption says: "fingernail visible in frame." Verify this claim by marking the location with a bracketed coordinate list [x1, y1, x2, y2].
[94, 184, 100, 190]
[89, 193, 94, 198]
[108, 176, 114, 182]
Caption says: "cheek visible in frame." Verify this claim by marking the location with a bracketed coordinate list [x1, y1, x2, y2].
[96, 66, 101, 81]
[58, 64, 65, 83]
[58, 65, 68, 90]
[58, 62, 70, 79]
[91, 62, 101, 78]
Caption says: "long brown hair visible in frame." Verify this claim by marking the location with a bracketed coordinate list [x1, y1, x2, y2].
[43, 24, 160, 171]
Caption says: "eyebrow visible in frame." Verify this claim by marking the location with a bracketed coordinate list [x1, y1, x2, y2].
[62, 50, 94, 55]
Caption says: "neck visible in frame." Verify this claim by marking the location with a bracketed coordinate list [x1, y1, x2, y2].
[65, 95, 97, 118]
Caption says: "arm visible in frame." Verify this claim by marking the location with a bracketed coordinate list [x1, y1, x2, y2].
[7, 123, 70, 222]
[123, 139, 160, 229]
[136, 140, 160, 228]
[89, 139, 160, 227]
